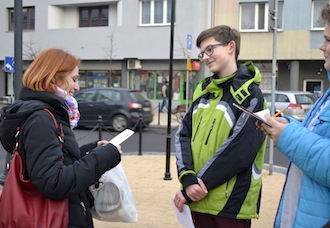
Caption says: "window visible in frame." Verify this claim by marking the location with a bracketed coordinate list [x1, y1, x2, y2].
[128, 70, 197, 101]
[8, 6, 35, 31]
[240, 1, 284, 32]
[78, 70, 121, 89]
[295, 94, 317, 104]
[97, 90, 120, 102]
[304, 79, 324, 97]
[312, 0, 327, 29]
[79, 6, 108, 27]
[74, 90, 96, 102]
[275, 1, 284, 30]
[277, 94, 289, 103]
[140, 0, 174, 25]
[240, 3, 267, 31]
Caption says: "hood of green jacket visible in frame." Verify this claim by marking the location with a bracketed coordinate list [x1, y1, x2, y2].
[193, 61, 261, 103]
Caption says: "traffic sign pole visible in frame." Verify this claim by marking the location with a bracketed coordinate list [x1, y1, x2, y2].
[186, 34, 192, 111]
[10, 72, 14, 103]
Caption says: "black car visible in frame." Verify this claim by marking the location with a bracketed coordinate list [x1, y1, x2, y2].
[74, 87, 153, 132]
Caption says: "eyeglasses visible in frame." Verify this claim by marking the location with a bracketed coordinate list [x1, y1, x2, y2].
[198, 43, 228, 61]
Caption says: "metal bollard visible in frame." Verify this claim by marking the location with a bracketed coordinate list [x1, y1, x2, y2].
[138, 114, 142, 156]
[98, 115, 103, 141]
[158, 102, 160, 125]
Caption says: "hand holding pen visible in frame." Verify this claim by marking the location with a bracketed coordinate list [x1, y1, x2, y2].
[272, 108, 285, 118]
[257, 109, 289, 143]
[256, 108, 286, 129]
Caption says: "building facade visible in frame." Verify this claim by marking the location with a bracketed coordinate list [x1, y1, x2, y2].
[214, 0, 329, 97]
[1, 0, 328, 106]
[0, 0, 213, 107]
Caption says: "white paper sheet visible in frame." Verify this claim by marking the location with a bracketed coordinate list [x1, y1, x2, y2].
[171, 198, 195, 228]
[254, 109, 270, 124]
[109, 129, 135, 146]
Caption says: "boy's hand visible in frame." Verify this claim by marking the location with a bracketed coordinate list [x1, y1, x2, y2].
[174, 190, 186, 212]
[185, 178, 208, 202]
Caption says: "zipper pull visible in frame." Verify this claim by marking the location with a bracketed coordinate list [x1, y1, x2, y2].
[80, 202, 86, 215]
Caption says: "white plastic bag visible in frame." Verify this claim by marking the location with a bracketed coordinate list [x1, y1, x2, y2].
[89, 163, 138, 223]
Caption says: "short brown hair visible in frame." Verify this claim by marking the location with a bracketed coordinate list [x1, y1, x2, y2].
[196, 25, 240, 61]
[22, 48, 80, 92]
[321, 3, 330, 24]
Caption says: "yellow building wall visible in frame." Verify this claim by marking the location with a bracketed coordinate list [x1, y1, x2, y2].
[213, 0, 323, 61]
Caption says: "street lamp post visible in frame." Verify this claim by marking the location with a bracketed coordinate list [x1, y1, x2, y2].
[269, 0, 278, 175]
[0, 0, 23, 185]
[163, 0, 176, 181]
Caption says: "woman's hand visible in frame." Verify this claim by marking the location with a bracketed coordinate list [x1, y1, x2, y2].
[97, 140, 109, 147]
[258, 115, 289, 143]
[97, 140, 123, 154]
[116, 145, 123, 154]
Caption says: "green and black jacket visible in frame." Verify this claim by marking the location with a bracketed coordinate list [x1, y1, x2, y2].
[175, 61, 267, 219]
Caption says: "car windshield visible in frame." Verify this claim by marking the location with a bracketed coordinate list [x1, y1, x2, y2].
[128, 91, 147, 102]
[295, 94, 317, 104]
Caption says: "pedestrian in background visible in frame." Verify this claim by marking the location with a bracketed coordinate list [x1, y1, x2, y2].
[160, 80, 169, 112]
[258, 3, 330, 228]
[0, 48, 122, 227]
[173, 25, 267, 228]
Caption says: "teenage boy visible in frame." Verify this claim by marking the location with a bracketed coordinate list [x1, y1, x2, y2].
[173, 25, 267, 228]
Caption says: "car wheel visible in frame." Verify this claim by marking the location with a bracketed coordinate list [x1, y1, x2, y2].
[111, 115, 128, 132]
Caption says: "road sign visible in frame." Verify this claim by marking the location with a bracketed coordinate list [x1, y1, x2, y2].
[4, 56, 14, 73]
[187, 34, 192, 52]
[186, 55, 192, 71]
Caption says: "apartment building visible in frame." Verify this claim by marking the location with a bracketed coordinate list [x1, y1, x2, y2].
[0, 0, 213, 105]
[2, 0, 327, 104]
[214, 0, 329, 97]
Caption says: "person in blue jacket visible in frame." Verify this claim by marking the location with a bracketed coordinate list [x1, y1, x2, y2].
[258, 3, 330, 227]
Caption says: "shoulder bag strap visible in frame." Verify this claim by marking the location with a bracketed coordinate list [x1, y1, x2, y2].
[42, 108, 64, 144]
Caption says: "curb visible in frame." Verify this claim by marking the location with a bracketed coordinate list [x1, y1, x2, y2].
[263, 163, 287, 174]
[120, 153, 288, 175]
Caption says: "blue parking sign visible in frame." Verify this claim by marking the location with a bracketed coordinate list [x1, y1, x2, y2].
[187, 34, 192, 51]
[4, 56, 14, 73]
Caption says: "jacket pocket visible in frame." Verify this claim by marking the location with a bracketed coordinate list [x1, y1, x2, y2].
[192, 117, 203, 142]
[205, 118, 216, 145]
[314, 111, 330, 127]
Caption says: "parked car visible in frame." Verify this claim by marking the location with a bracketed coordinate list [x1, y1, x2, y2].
[74, 87, 153, 131]
[262, 90, 318, 122]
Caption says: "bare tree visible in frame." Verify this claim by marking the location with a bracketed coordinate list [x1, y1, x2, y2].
[23, 37, 40, 60]
[103, 31, 116, 87]
[175, 35, 187, 59]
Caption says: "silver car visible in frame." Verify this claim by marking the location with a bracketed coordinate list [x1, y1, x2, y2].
[262, 90, 318, 122]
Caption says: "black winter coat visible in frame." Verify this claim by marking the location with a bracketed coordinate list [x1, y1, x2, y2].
[0, 87, 121, 227]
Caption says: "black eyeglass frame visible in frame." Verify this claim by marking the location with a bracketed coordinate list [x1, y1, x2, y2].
[198, 43, 229, 61]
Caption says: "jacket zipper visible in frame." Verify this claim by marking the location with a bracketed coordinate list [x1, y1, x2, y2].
[225, 182, 229, 197]
[80, 201, 86, 216]
[192, 117, 202, 142]
[205, 118, 216, 145]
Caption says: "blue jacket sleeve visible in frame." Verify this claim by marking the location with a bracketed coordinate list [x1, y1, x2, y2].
[277, 121, 330, 187]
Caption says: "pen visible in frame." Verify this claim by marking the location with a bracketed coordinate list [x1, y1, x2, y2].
[272, 109, 285, 118]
